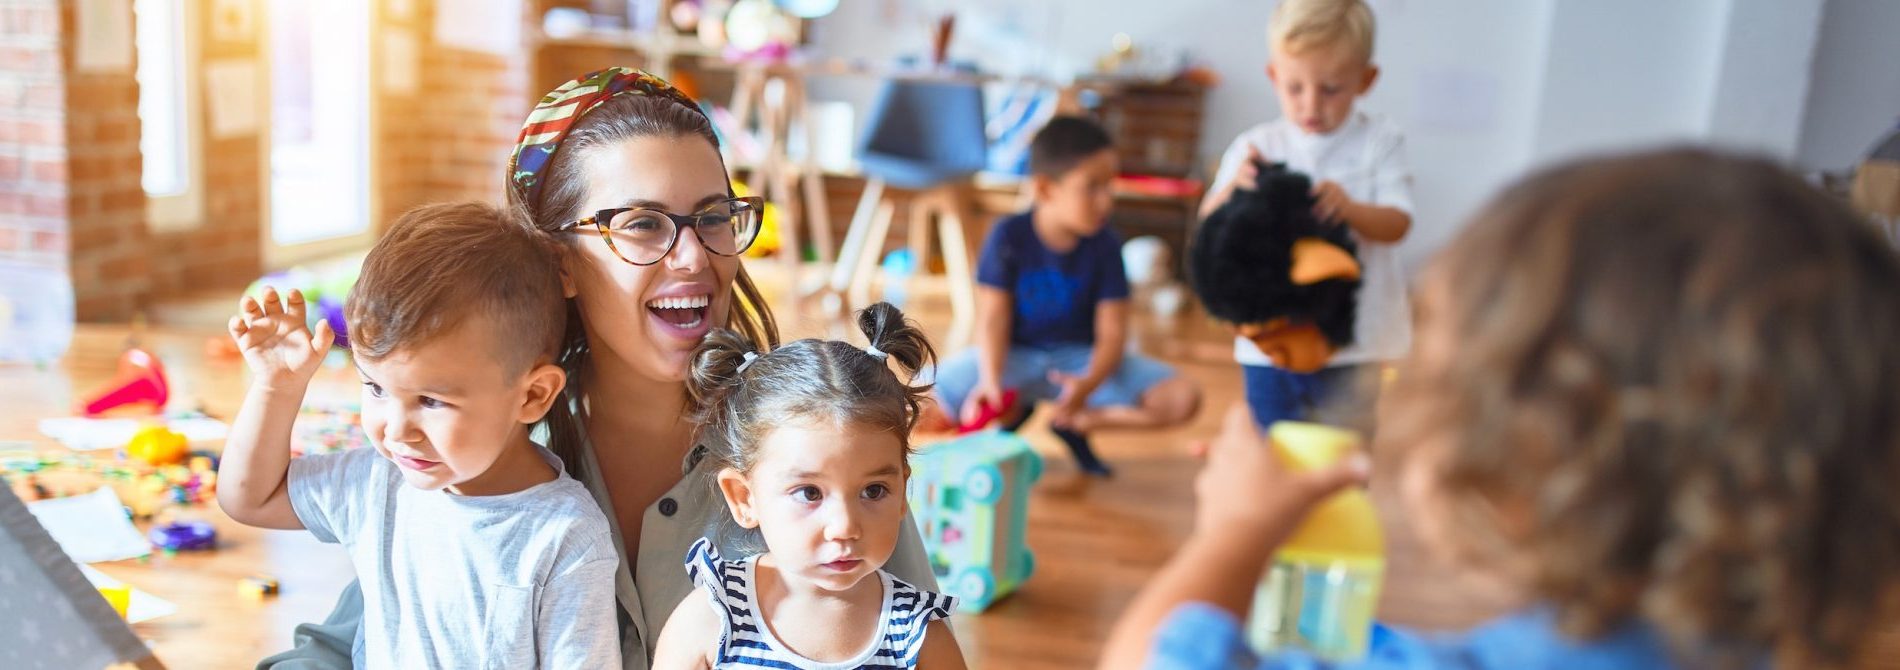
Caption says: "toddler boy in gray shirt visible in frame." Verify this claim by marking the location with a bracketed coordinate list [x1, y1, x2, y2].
[218, 202, 619, 668]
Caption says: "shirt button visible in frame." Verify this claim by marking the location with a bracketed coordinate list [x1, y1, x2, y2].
[659, 497, 678, 517]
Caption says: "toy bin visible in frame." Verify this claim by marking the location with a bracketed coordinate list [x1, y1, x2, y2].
[906, 430, 1043, 612]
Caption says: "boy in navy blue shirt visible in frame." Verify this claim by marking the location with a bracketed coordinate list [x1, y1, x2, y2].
[926, 116, 1201, 476]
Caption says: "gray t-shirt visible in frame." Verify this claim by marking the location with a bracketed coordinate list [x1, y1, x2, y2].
[288, 446, 620, 669]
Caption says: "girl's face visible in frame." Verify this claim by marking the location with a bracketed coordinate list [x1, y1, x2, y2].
[718, 419, 908, 594]
[563, 134, 739, 383]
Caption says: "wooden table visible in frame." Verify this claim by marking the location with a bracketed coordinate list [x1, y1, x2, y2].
[2, 325, 358, 669]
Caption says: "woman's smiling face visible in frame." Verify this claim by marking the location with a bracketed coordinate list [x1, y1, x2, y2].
[562, 134, 739, 383]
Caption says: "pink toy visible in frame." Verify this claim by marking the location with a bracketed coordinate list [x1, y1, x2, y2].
[80, 348, 170, 416]
[956, 389, 1019, 435]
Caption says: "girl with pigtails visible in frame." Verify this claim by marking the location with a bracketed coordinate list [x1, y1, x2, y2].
[653, 303, 968, 669]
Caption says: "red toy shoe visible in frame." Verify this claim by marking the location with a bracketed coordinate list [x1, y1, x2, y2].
[956, 389, 1019, 434]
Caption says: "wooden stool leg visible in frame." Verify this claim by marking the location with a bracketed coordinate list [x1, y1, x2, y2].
[786, 73, 835, 269]
[829, 178, 886, 297]
[774, 171, 802, 290]
[849, 199, 898, 308]
[802, 168, 834, 267]
[934, 187, 978, 349]
[907, 197, 932, 274]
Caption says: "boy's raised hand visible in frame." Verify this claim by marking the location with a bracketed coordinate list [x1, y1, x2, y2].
[1190, 404, 1368, 539]
[228, 286, 334, 391]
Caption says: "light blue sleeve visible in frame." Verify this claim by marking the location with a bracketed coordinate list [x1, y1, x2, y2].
[1145, 603, 1445, 670]
[287, 448, 382, 544]
[536, 538, 623, 669]
[1146, 602, 1266, 670]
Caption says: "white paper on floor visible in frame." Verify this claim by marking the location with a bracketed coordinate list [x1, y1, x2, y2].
[78, 564, 177, 624]
[37, 416, 229, 451]
[25, 486, 151, 563]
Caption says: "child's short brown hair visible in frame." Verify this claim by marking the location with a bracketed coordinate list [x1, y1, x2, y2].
[346, 201, 565, 376]
[1383, 148, 1900, 665]
[1029, 115, 1114, 180]
[1269, 0, 1376, 64]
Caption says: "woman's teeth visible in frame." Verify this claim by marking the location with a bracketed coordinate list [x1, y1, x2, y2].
[648, 294, 710, 329]
[646, 295, 710, 310]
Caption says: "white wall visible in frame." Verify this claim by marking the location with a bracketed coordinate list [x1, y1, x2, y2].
[1529, 0, 1733, 162]
[1795, 0, 1900, 172]
[1702, 0, 1825, 157]
[1364, 0, 1555, 274]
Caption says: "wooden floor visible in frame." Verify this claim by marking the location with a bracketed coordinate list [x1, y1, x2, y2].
[16, 268, 1894, 668]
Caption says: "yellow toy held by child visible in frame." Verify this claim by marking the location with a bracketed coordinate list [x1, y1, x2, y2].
[1248, 421, 1384, 661]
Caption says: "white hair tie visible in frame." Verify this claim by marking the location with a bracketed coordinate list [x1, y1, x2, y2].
[737, 351, 759, 373]
[864, 345, 887, 361]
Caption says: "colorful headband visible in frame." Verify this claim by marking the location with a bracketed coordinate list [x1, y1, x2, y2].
[509, 67, 707, 204]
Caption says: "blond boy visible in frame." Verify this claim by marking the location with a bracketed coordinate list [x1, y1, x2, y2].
[1202, 0, 1414, 428]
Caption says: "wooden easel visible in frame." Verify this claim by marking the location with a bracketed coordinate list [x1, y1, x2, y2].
[826, 177, 979, 349]
[728, 63, 834, 293]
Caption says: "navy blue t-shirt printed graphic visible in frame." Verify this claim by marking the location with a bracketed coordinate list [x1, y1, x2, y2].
[975, 211, 1129, 347]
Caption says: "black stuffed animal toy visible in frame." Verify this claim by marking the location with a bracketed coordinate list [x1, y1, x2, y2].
[1188, 161, 1361, 372]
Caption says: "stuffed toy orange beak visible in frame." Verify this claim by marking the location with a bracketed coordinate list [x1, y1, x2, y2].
[1289, 237, 1360, 285]
[1236, 318, 1335, 373]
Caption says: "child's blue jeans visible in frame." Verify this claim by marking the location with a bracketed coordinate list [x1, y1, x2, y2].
[930, 343, 1178, 417]
[1242, 363, 1377, 430]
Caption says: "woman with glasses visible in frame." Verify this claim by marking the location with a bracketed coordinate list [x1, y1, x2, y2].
[260, 68, 946, 669]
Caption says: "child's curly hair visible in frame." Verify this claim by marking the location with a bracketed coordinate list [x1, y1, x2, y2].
[687, 303, 936, 548]
[1382, 148, 1900, 666]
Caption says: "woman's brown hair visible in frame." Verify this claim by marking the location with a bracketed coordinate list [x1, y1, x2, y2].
[505, 92, 780, 479]
[1381, 148, 1900, 666]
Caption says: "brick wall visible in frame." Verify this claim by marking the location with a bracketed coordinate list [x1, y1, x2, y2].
[2, 0, 530, 322]
[61, 0, 149, 321]
[377, 0, 527, 225]
[0, 0, 68, 275]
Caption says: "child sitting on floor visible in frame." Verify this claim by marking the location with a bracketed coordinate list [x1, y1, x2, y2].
[219, 202, 619, 668]
[923, 116, 1201, 477]
[1103, 148, 1900, 668]
[654, 303, 965, 669]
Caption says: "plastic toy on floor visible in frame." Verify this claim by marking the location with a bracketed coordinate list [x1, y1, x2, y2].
[125, 425, 189, 466]
[907, 430, 1043, 612]
[955, 388, 1019, 435]
[239, 575, 280, 599]
[149, 519, 216, 552]
[79, 348, 169, 416]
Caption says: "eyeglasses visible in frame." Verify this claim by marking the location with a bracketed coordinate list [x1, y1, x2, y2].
[559, 196, 764, 266]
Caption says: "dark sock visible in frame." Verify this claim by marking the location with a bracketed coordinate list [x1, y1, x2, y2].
[1051, 428, 1113, 478]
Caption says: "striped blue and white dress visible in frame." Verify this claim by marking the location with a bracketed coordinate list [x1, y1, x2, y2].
[683, 538, 957, 669]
